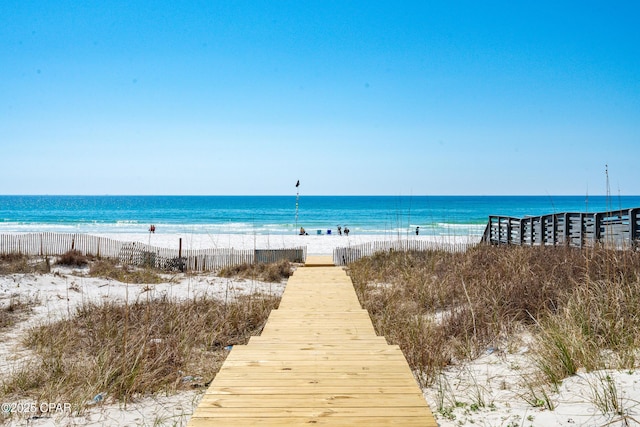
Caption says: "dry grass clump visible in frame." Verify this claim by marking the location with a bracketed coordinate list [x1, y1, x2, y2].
[348, 244, 640, 387]
[533, 274, 640, 384]
[55, 249, 90, 267]
[0, 293, 279, 416]
[218, 259, 293, 282]
[88, 259, 164, 284]
[0, 296, 37, 330]
[0, 253, 50, 275]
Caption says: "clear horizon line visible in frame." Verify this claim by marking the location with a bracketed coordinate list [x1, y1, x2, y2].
[0, 193, 633, 197]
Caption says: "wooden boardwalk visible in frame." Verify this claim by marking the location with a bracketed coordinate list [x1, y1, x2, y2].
[187, 255, 436, 426]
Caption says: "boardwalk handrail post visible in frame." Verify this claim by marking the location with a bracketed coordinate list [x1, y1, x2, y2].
[594, 212, 602, 243]
[631, 208, 639, 248]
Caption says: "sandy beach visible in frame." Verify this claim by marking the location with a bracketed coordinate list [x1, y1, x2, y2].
[2, 234, 639, 426]
[94, 232, 482, 256]
[0, 259, 287, 427]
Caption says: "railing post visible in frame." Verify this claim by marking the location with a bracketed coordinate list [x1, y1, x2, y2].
[529, 218, 534, 246]
[630, 208, 639, 248]
[594, 212, 602, 243]
[580, 213, 584, 248]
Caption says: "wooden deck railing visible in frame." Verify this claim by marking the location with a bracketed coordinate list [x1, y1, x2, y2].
[481, 207, 640, 248]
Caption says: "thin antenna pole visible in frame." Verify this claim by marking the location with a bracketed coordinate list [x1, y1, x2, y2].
[605, 164, 611, 212]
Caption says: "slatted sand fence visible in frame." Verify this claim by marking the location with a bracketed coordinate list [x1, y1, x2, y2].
[334, 239, 475, 265]
[188, 255, 436, 426]
[0, 233, 306, 272]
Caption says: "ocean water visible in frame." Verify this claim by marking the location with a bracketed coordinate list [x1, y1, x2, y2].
[1, 195, 639, 237]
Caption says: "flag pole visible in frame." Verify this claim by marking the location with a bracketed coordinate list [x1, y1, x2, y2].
[295, 180, 300, 233]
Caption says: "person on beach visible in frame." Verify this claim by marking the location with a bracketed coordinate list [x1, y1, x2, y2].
[416, 226, 420, 235]
[149, 225, 156, 233]
[344, 226, 349, 236]
[299, 227, 308, 235]
[337, 226, 342, 236]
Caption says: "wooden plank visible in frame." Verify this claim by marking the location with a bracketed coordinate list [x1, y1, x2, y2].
[204, 386, 422, 395]
[260, 327, 377, 336]
[219, 360, 414, 370]
[248, 339, 389, 346]
[192, 406, 433, 418]
[304, 255, 335, 266]
[228, 345, 401, 354]
[223, 354, 408, 363]
[210, 378, 420, 388]
[197, 393, 429, 408]
[266, 310, 371, 316]
[247, 336, 388, 344]
[189, 417, 434, 427]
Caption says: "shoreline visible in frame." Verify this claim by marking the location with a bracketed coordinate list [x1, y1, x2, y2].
[94, 232, 482, 255]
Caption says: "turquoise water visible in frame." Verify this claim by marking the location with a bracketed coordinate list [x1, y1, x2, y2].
[1, 195, 639, 237]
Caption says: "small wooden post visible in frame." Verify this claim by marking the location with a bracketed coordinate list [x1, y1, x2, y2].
[179, 238, 182, 259]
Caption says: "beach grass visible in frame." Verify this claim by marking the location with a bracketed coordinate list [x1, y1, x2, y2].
[88, 258, 166, 284]
[0, 260, 282, 421]
[347, 244, 640, 389]
[218, 259, 293, 282]
[0, 296, 37, 331]
[0, 253, 50, 275]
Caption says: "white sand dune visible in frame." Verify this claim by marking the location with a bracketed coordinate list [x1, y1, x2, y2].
[2, 236, 639, 426]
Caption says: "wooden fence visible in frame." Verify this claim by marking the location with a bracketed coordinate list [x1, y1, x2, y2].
[481, 207, 640, 248]
[0, 233, 306, 272]
[333, 239, 474, 266]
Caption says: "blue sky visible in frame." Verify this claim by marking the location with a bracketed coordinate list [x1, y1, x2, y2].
[1, 1, 638, 196]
